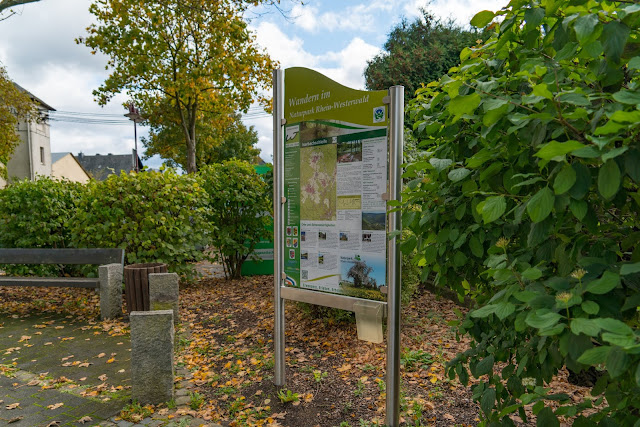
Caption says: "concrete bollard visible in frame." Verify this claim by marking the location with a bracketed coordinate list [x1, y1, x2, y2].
[149, 272, 179, 324]
[130, 310, 174, 404]
[99, 263, 123, 320]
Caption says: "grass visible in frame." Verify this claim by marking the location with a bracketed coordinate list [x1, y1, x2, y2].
[189, 391, 205, 410]
[401, 349, 434, 371]
[120, 401, 153, 423]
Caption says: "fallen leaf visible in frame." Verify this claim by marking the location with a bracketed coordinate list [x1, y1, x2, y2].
[106, 357, 115, 364]
[47, 403, 64, 410]
[98, 374, 108, 381]
[443, 413, 455, 421]
[96, 353, 106, 358]
[78, 362, 91, 368]
[78, 416, 92, 424]
[7, 416, 23, 423]
[118, 369, 125, 373]
[46, 422, 60, 427]
[26, 379, 40, 386]
[79, 377, 87, 381]
[5, 403, 20, 410]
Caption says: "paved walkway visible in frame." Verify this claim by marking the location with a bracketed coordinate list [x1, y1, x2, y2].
[0, 313, 131, 426]
[0, 311, 222, 427]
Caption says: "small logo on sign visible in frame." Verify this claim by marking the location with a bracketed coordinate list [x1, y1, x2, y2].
[373, 106, 385, 123]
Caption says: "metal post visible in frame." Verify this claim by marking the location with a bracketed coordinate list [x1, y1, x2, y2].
[273, 69, 286, 386]
[386, 85, 404, 427]
[133, 121, 138, 173]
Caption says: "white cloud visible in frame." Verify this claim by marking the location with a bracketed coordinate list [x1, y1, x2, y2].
[289, 3, 377, 33]
[318, 38, 381, 89]
[403, 0, 505, 26]
[253, 21, 320, 70]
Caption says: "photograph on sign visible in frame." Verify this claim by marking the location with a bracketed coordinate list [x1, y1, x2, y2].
[282, 68, 388, 301]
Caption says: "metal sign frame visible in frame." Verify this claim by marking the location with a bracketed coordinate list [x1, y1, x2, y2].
[272, 68, 404, 426]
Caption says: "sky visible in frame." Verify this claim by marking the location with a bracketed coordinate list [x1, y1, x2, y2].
[0, 0, 505, 168]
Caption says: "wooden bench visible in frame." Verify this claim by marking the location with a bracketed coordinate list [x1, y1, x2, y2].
[0, 248, 125, 320]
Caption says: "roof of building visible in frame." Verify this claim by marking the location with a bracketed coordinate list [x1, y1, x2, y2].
[75, 151, 143, 181]
[12, 83, 56, 112]
[51, 152, 69, 163]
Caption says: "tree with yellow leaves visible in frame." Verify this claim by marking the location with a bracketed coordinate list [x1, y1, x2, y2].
[78, 0, 275, 173]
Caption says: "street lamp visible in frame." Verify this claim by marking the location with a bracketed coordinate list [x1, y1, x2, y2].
[124, 103, 143, 173]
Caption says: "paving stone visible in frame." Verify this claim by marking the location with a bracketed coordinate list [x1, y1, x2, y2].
[175, 395, 190, 406]
[175, 388, 189, 397]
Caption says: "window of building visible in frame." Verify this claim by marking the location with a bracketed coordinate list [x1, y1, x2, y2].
[40, 147, 45, 164]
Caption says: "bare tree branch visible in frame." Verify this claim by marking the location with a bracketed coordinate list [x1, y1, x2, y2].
[0, 0, 41, 13]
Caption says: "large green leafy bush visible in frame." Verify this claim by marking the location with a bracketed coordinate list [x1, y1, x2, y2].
[0, 177, 85, 275]
[71, 169, 211, 279]
[199, 160, 271, 279]
[403, 0, 640, 424]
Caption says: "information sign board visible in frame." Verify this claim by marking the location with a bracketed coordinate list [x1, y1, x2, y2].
[282, 67, 389, 300]
[273, 67, 404, 426]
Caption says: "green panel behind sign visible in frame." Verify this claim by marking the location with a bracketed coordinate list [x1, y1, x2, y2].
[241, 164, 274, 276]
[282, 67, 389, 301]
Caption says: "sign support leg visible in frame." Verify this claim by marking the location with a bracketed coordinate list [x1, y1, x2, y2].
[273, 69, 286, 387]
[386, 85, 404, 427]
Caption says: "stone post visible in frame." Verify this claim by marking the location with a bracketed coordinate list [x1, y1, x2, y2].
[99, 263, 123, 320]
[130, 310, 174, 404]
[149, 273, 179, 324]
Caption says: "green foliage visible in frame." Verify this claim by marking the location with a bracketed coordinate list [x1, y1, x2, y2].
[0, 177, 85, 276]
[199, 160, 271, 279]
[188, 391, 204, 410]
[364, 9, 486, 102]
[276, 388, 299, 404]
[401, 349, 434, 371]
[404, 0, 640, 424]
[119, 401, 153, 423]
[71, 169, 211, 280]
[143, 106, 262, 170]
[312, 369, 328, 383]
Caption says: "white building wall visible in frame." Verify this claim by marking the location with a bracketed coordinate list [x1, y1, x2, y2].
[5, 115, 52, 183]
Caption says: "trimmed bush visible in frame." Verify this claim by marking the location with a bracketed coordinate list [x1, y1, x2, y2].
[70, 169, 211, 280]
[199, 160, 271, 279]
[0, 177, 85, 276]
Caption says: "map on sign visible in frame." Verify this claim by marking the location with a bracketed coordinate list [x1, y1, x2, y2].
[282, 68, 388, 301]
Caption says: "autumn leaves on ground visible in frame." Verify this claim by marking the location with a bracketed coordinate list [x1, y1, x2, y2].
[1, 275, 602, 426]
[178, 276, 478, 426]
[0, 276, 483, 426]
